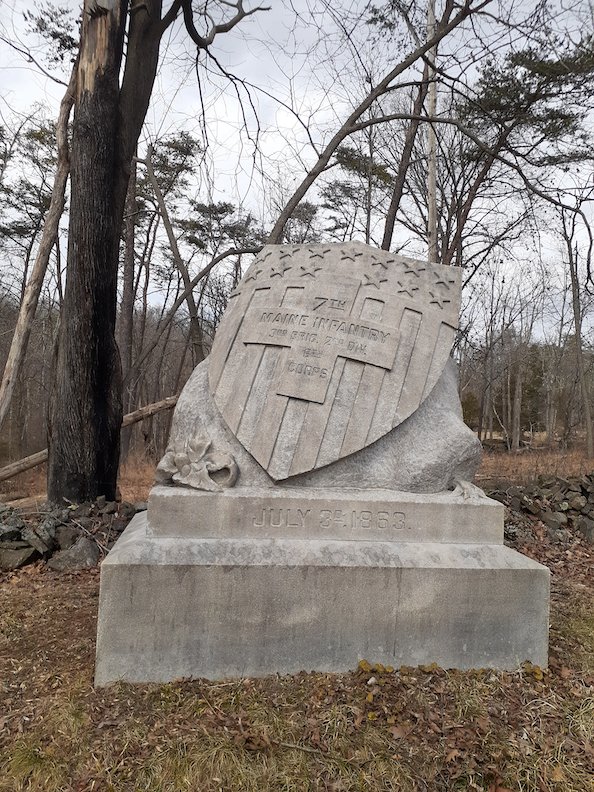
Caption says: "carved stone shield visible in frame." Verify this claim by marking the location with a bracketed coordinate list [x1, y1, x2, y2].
[209, 242, 460, 481]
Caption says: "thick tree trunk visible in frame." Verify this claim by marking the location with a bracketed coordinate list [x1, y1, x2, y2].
[119, 156, 137, 388]
[47, 3, 127, 502]
[47, 1, 169, 503]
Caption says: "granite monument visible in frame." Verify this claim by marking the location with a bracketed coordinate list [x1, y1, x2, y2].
[95, 242, 549, 684]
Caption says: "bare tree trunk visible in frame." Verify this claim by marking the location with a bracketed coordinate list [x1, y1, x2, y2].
[564, 222, 594, 457]
[267, 0, 466, 243]
[48, 3, 127, 503]
[131, 245, 260, 376]
[144, 146, 206, 366]
[364, 126, 373, 245]
[426, 0, 438, 263]
[511, 356, 522, 451]
[45, 1, 265, 503]
[487, 338, 495, 440]
[478, 347, 490, 441]
[119, 154, 137, 387]
[380, 68, 429, 251]
[143, 145, 205, 366]
[0, 64, 76, 431]
[48, 0, 169, 503]
[119, 157, 137, 462]
[545, 382, 556, 446]
[504, 357, 512, 448]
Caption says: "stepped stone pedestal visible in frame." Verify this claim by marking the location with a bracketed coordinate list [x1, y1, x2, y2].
[95, 243, 549, 685]
[95, 487, 548, 684]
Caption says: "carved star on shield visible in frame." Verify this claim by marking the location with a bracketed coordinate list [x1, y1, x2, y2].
[269, 262, 292, 277]
[362, 271, 388, 289]
[429, 290, 451, 309]
[308, 247, 331, 259]
[244, 267, 263, 282]
[404, 265, 425, 278]
[396, 280, 419, 298]
[340, 250, 363, 262]
[432, 273, 456, 291]
[298, 262, 322, 277]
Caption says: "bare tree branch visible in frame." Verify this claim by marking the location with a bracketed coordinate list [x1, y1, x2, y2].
[266, 0, 490, 243]
[181, 0, 270, 49]
[132, 245, 262, 373]
[159, 0, 183, 34]
[0, 37, 68, 86]
[0, 396, 179, 483]
[141, 145, 206, 365]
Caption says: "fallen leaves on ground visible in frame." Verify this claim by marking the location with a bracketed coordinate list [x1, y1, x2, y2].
[0, 508, 592, 792]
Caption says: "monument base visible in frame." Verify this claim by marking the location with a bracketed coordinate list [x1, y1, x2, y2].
[95, 511, 549, 685]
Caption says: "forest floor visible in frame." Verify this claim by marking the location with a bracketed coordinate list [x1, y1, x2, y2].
[0, 451, 593, 792]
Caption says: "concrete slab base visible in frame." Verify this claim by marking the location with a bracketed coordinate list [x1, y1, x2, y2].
[95, 513, 549, 685]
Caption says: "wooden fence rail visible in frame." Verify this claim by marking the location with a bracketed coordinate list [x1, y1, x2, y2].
[0, 395, 178, 483]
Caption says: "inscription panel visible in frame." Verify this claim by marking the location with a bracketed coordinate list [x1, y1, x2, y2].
[148, 487, 505, 545]
[251, 506, 408, 533]
[243, 300, 399, 403]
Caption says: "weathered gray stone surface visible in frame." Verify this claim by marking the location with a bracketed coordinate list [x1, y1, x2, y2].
[155, 436, 238, 491]
[95, 514, 549, 684]
[96, 243, 549, 683]
[578, 515, 594, 544]
[22, 524, 55, 555]
[0, 546, 38, 571]
[148, 484, 503, 544]
[55, 524, 80, 551]
[208, 243, 462, 480]
[0, 524, 22, 542]
[489, 475, 594, 544]
[167, 357, 480, 493]
[48, 536, 100, 571]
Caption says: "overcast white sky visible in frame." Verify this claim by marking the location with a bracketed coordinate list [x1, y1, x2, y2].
[1, 0, 593, 272]
[0, 1, 352, 216]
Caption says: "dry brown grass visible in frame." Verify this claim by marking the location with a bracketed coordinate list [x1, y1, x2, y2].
[477, 446, 594, 485]
[1, 539, 592, 792]
[0, 454, 156, 506]
[0, 464, 46, 501]
[1, 451, 594, 791]
[2, 445, 594, 505]
[118, 454, 156, 503]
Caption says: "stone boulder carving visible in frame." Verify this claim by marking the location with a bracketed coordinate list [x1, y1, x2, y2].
[166, 356, 481, 493]
[163, 241, 481, 493]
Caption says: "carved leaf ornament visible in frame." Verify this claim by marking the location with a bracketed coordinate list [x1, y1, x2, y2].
[156, 437, 238, 491]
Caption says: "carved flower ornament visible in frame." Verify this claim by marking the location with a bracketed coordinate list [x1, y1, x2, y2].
[155, 437, 238, 492]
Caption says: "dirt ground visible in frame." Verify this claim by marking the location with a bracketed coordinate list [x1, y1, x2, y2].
[0, 454, 593, 791]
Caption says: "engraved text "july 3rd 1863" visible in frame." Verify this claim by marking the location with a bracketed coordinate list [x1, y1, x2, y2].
[252, 507, 407, 532]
